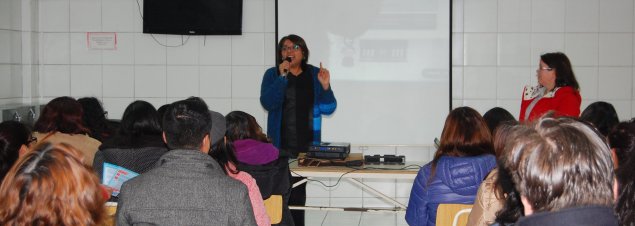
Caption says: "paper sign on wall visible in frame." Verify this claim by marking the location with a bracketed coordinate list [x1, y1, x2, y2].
[87, 32, 117, 50]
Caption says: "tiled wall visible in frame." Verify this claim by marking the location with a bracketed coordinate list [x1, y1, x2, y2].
[453, 0, 635, 121]
[0, 0, 24, 105]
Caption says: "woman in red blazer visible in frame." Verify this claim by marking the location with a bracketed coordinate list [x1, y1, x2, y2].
[520, 52, 581, 122]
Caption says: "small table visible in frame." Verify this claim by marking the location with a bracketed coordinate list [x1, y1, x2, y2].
[289, 153, 422, 212]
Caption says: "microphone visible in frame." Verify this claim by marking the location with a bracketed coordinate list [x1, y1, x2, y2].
[283, 57, 292, 74]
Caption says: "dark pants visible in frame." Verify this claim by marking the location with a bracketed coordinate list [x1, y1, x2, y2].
[289, 176, 306, 226]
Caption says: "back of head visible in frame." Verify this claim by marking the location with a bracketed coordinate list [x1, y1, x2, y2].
[615, 141, 635, 225]
[436, 106, 494, 158]
[608, 120, 635, 166]
[162, 100, 212, 150]
[483, 107, 517, 135]
[119, 100, 162, 137]
[78, 97, 112, 141]
[34, 96, 89, 134]
[225, 111, 269, 143]
[506, 117, 614, 212]
[540, 52, 580, 90]
[580, 101, 619, 137]
[0, 121, 31, 182]
[0, 142, 105, 226]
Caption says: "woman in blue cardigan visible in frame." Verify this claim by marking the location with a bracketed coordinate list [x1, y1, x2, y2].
[260, 34, 337, 226]
[406, 107, 497, 226]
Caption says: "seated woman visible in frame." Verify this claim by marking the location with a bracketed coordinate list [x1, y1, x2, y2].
[33, 96, 101, 166]
[406, 106, 497, 226]
[225, 111, 279, 165]
[93, 100, 168, 179]
[608, 120, 635, 225]
[0, 121, 35, 182]
[208, 110, 270, 226]
[78, 97, 118, 142]
[580, 101, 619, 137]
[0, 142, 106, 226]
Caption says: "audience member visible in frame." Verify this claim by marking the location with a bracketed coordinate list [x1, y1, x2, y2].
[406, 106, 497, 226]
[467, 122, 523, 226]
[608, 120, 635, 169]
[0, 121, 34, 182]
[520, 52, 581, 122]
[78, 97, 117, 142]
[483, 107, 516, 134]
[93, 101, 168, 181]
[607, 120, 635, 225]
[226, 111, 279, 165]
[208, 110, 270, 226]
[580, 101, 619, 137]
[0, 142, 106, 226]
[33, 96, 101, 166]
[115, 99, 256, 226]
[505, 117, 617, 226]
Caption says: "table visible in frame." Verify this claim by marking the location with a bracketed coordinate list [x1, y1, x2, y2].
[289, 153, 422, 212]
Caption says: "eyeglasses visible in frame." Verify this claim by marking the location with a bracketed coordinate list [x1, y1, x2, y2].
[536, 67, 553, 73]
[27, 137, 37, 146]
[281, 44, 300, 52]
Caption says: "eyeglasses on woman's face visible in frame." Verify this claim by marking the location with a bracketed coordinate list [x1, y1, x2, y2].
[281, 44, 300, 52]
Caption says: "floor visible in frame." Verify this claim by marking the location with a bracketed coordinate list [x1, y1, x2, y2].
[305, 210, 408, 226]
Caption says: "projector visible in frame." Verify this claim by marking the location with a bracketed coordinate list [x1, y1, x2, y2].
[306, 142, 351, 160]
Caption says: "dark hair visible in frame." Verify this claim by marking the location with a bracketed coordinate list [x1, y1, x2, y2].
[580, 101, 619, 137]
[0, 121, 32, 182]
[483, 107, 517, 135]
[105, 101, 162, 148]
[430, 107, 495, 181]
[492, 123, 524, 224]
[162, 100, 212, 149]
[209, 139, 239, 175]
[615, 151, 635, 226]
[225, 111, 269, 143]
[278, 34, 310, 69]
[608, 120, 635, 166]
[78, 97, 114, 141]
[34, 96, 90, 134]
[156, 104, 170, 129]
[540, 52, 580, 90]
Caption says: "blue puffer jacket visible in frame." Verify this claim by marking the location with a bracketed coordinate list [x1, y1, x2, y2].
[405, 154, 496, 226]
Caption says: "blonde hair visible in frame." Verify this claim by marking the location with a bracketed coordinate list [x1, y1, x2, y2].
[0, 142, 105, 226]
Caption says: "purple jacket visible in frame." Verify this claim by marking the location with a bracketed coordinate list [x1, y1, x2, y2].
[234, 139, 279, 165]
[405, 154, 496, 226]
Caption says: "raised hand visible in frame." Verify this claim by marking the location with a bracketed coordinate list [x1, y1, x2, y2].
[317, 62, 330, 90]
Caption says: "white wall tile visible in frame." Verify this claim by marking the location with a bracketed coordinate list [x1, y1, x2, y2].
[0, 66, 12, 98]
[359, 212, 398, 226]
[134, 33, 166, 65]
[463, 99, 498, 114]
[452, 33, 464, 66]
[397, 146, 432, 163]
[599, 33, 633, 66]
[600, 0, 634, 32]
[231, 99, 266, 125]
[134, 65, 166, 97]
[264, 0, 276, 33]
[102, 0, 136, 32]
[497, 67, 530, 99]
[200, 36, 232, 65]
[102, 33, 134, 65]
[463, 33, 497, 66]
[39, 0, 69, 32]
[69, 0, 101, 32]
[41, 32, 70, 64]
[610, 100, 632, 120]
[70, 32, 102, 64]
[565, 33, 599, 66]
[0, 30, 10, 64]
[0, 0, 12, 30]
[242, 0, 264, 33]
[330, 180, 363, 198]
[362, 178, 396, 199]
[231, 33, 264, 65]
[599, 67, 633, 99]
[140, 97, 168, 110]
[330, 198, 364, 209]
[21, 31, 35, 64]
[361, 146, 396, 156]
[203, 98, 232, 115]
[40, 65, 70, 97]
[452, 67, 464, 99]
[264, 33, 276, 66]
[166, 35, 199, 65]
[9, 66, 22, 98]
[497, 33, 530, 66]
[200, 66, 232, 98]
[101, 97, 134, 120]
[166, 66, 199, 98]
[531, 0, 566, 32]
[70, 65, 101, 97]
[463, 67, 497, 99]
[498, 0, 531, 32]
[530, 33, 565, 64]
[575, 67, 599, 100]
[396, 178, 415, 198]
[103, 65, 134, 98]
[452, 0, 464, 32]
[9, 31, 20, 64]
[231, 66, 263, 98]
[565, 0, 599, 32]
[496, 100, 521, 120]
[464, 0, 497, 32]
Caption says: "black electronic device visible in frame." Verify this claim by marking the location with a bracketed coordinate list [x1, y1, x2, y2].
[363, 154, 406, 165]
[306, 142, 351, 160]
[143, 0, 243, 35]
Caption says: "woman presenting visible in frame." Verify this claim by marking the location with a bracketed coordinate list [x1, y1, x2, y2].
[260, 34, 337, 226]
[520, 52, 581, 122]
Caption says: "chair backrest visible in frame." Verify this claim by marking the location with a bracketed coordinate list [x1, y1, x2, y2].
[263, 195, 283, 224]
[435, 203, 473, 226]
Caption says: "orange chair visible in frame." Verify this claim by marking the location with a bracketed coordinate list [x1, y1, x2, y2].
[435, 203, 473, 226]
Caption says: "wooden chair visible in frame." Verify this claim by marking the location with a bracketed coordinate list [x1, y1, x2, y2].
[263, 195, 283, 224]
[101, 202, 117, 226]
[435, 203, 472, 226]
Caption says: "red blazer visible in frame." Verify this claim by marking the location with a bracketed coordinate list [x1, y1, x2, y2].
[519, 85, 581, 122]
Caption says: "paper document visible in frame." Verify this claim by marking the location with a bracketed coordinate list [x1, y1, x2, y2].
[102, 163, 139, 196]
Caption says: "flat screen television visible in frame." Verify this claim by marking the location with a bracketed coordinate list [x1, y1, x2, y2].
[143, 0, 242, 35]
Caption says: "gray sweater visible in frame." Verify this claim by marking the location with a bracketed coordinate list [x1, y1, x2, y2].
[115, 149, 257, 226]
